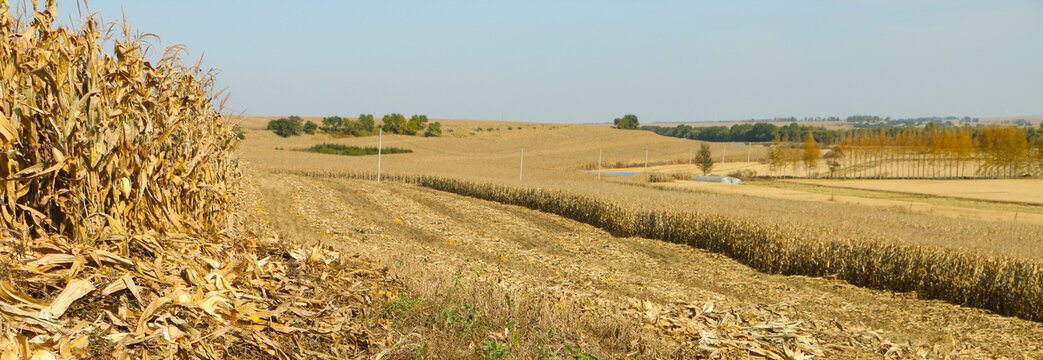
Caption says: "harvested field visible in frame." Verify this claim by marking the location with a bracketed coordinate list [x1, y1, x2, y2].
[651, 178, 1043, 225]
[249, 169, 1043, 358]
[787, 179, 1043, 206]
[9, 0, 1042, 358]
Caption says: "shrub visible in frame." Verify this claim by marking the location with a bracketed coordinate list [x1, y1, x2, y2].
[647, 172, 673, 183]
[424, 122, 443, 137]
[727, 169, 757, 181]
[303, 120, 318, 134]
[671, 172, 693, 181]
[304, 143, 412, 156]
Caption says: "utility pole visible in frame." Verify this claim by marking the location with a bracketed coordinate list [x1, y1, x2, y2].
[598, 149, 603, 180]
[689, 148, 693, 166]
[722, 144, 727, 164]
[381, 127, 385, 182]
[519, 148, 524, 181]
[747, 143, 751, 164]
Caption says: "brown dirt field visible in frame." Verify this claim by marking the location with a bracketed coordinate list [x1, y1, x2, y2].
[249, 169, 1043, 358]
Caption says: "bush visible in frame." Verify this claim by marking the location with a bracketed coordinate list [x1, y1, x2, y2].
[304, 143, 412, 156]
[424, 122, 443, 137]
[647, 172, 673, 183]
[303, 120, 318, 134]
[671, 172, 693, 181]
[727, 169, 757, 181]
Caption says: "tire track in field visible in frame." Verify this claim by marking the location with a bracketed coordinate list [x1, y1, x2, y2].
[256, 172, 1043, 358]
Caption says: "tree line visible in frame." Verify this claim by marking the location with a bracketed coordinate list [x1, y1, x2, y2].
[267, 114, 442, 138]
[642, 122, 845, 144]
[765, 123, 1043, 178]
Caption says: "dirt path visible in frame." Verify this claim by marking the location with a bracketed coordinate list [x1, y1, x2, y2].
[252, 169, 1043, 358]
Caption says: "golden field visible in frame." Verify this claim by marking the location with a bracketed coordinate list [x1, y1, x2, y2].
[233, 116, 1043, 357]
[238, 116, 1043, 262]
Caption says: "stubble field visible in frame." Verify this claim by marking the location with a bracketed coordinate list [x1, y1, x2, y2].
[238, 117, 1043, 358]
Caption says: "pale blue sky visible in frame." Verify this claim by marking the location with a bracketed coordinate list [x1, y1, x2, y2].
[67, 1, 1043, 123]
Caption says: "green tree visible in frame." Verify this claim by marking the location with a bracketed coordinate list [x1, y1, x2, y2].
[424, 121, 443, 137]
[381, 113, 407, 134]
[266, 115, 304, 137]
[613, 114, 640, 130]
[695, 143, 714, 175]
[358, 114, 375, 133]
[302, 120, 318, 135]
[320, 116, 344, 133]
[404, 114, 429, 135]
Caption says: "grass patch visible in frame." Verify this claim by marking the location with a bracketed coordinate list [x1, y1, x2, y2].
[304, 143, 413, 156]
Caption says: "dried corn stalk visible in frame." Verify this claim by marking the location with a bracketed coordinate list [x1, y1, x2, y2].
[0, 0, 239, 240]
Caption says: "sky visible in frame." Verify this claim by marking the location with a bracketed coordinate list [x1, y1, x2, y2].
[52, 1, 1043, 123]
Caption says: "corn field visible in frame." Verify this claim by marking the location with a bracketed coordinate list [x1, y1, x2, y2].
[0, 3, 391, 359]
[0, 1, 239, 240]
[288, 168, 1043, 323]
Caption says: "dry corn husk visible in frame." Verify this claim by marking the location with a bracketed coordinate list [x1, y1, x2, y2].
[0, 231, 396, 359]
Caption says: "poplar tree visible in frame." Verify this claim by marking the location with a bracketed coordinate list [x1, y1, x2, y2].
[695, 143, 714, 175]
[768, 134, 784, 177]
[802, 132, 820, 177]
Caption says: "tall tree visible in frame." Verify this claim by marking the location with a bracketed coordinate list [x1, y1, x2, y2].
[802, 132, 820, 177]
[1036, 136, 1043, 177]
[824, 144, 844, 178]
[358, 114, 375, 133]
[404, 114, 429, 135]
[768, 134, 784, 177]
[320, 116, 344, 133]
[695, 143, 714, 175]
[381, 113, 407, 134]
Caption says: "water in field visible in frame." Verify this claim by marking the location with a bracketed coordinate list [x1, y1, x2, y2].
[589, 171, 641, 176]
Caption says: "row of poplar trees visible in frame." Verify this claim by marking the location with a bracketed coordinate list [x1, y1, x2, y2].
[767, 124, 1043, 179]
